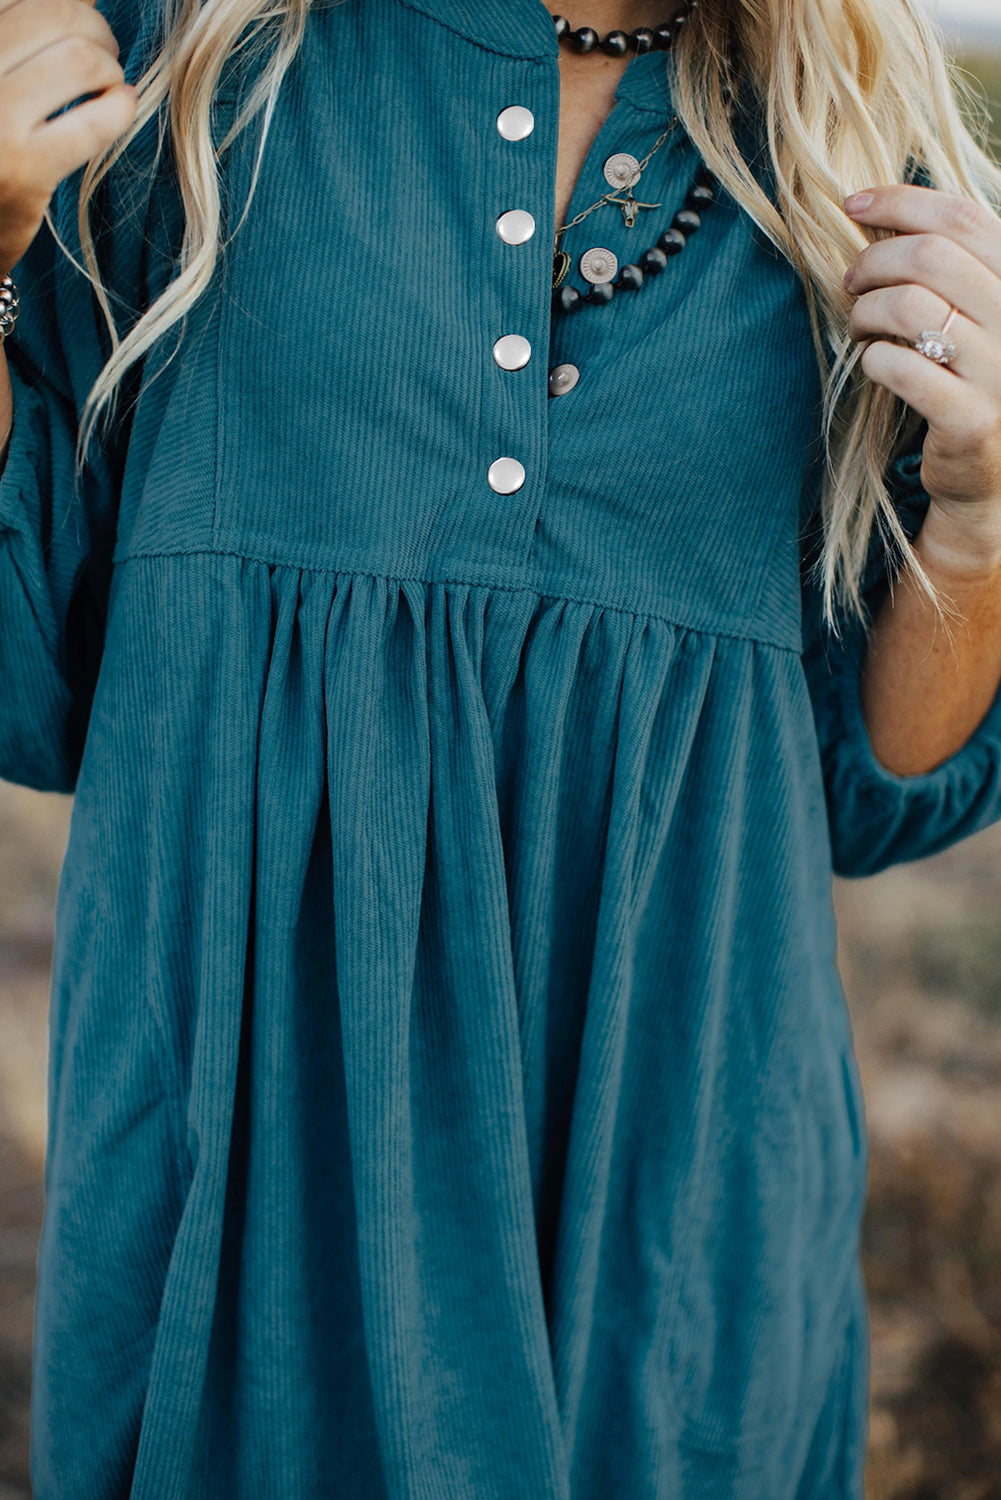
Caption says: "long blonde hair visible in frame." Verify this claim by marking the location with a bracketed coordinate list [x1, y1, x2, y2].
[57, 0, 1001, 629]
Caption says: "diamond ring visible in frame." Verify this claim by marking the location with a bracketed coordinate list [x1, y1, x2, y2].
[914, 304, 958, 366]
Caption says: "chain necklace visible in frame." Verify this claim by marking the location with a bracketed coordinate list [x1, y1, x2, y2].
[552, 119, 679, 290]
[547, 3, 723, 318]
[551, 162, 717, 318]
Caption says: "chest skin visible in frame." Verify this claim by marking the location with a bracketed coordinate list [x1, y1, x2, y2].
[553, 46, 639, 229]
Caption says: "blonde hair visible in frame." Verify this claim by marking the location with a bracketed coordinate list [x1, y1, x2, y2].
[58, 0, 1001, 630]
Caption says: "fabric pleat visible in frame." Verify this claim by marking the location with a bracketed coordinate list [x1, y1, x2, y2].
[29, 556, 872, 1497]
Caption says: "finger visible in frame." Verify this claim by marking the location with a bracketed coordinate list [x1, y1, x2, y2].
[0, 0, 100, 25]
[861, 339, 1001, 506]
[0, 0, 120, 77]
[844, 182, 1001, 281]
[7, 34, 126, 134]
[29, 79, 135, 182]
[859, 338, 974, 439]
[847, 284, 995, 384]
[845, 231, 1001, 333]
[859, 338, 1001, 500]
[0, 0, 100, 13]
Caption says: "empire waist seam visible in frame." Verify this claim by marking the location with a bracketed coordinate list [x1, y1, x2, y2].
[109, 545, 804, 653]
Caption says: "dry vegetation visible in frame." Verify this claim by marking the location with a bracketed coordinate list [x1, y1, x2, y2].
[837, 838, 1001, 1499]
[0, 783, 67, 1498]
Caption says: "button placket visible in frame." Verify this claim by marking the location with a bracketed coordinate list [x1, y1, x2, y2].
[489, 101, 540, 497]
[546, 54, 679, 396]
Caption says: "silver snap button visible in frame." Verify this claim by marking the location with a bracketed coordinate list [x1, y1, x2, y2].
[487, 457, 526, 494]
[603, 152, 641, 190]
[492, 334, 532, 371]
[495, 209, 536, 245]
[579, 246, 617, 284]
[548, 363, 580, 397]
[497, 105, 535, 140]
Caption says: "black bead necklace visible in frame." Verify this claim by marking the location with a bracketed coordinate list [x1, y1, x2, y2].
[552, 1, 695, 54]
[552, 163, 717, 314]
[550, 1, 720, 317]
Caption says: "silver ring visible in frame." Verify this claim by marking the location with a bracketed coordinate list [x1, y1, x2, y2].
[914, 303, 958, 366]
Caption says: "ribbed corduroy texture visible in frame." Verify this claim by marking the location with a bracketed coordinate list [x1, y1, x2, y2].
[4, 0, 1001, 1494]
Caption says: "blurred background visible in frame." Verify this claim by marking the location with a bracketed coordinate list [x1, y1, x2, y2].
[2, 8, 1001, 1499]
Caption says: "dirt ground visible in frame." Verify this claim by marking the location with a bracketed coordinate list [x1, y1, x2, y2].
[2, 780, 1001, 1496]
[837, 835, 1001, 1500]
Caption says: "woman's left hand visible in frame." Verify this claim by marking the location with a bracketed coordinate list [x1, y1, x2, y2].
[843, 183, 1001, 572]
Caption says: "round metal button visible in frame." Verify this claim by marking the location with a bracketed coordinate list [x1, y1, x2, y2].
[579, 245, 618, 284]
[496, 105, 535, 140]
[495, 209, 536, 245]
[548, 363, 580, 397]
[487, 457, 526, 494]
[492, 334, 532, 371]
[603, 152, 641, 190]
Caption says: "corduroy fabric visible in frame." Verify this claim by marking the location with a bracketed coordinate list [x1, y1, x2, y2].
[4, 0, 1001, 1495]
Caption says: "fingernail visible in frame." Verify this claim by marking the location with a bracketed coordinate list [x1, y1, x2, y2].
[843, 265, 853, 288]
[844, 191, 874, 213]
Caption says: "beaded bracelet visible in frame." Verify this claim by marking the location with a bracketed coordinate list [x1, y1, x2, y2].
[0, 274, 19, 345]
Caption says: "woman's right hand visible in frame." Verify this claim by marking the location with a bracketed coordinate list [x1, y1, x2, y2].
[0, 0, 138, 277]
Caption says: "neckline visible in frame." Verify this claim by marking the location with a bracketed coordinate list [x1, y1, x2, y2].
[612, 46, 676, 115]
[394, 0, 561, 57]
[394, 0, 678, 120]
[395, 0, 678, 106]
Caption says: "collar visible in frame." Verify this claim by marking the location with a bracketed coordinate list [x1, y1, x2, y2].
[614, 45, 676, 114]
[393, 0, 681, 117]
[395, 0, 559, 58]
[396, 0, 684, 117]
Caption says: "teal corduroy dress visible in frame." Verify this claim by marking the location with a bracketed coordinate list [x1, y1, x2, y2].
[4, 0, 1001, 1494]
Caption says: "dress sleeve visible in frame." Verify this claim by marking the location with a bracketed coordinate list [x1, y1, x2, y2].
[801, 435, 1001, 878]
[0, 0, 179, 792]
[0, 199, 125, 792]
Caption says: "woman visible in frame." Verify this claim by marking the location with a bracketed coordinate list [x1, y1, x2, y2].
[2, 0, 1001, 1493]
